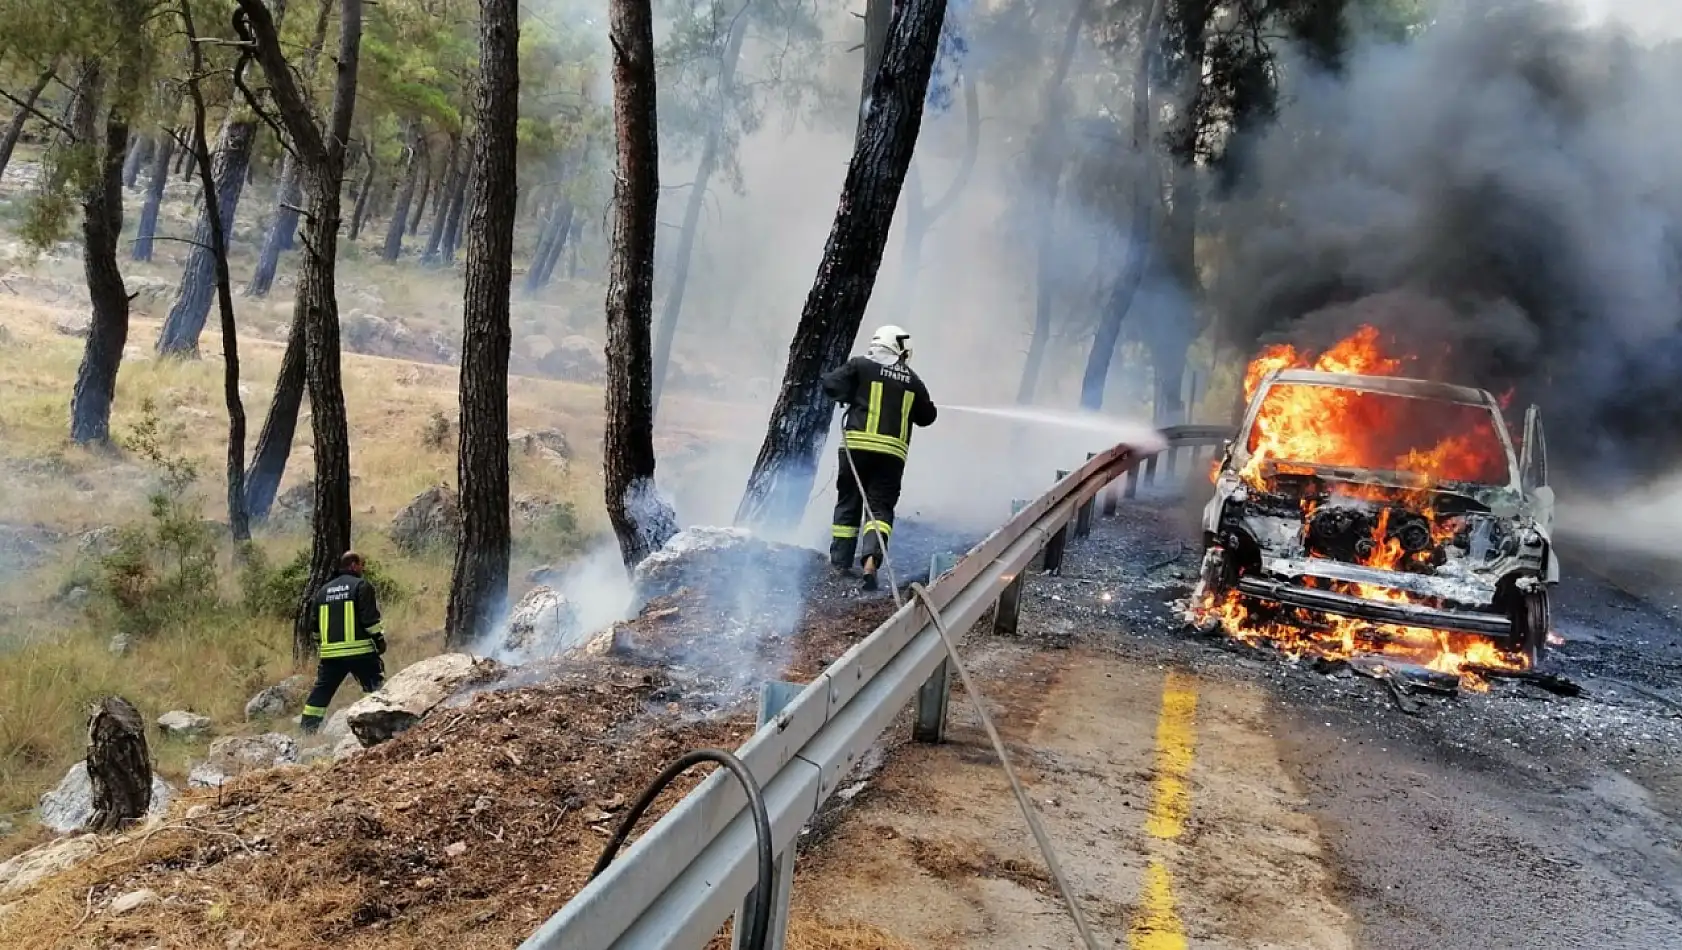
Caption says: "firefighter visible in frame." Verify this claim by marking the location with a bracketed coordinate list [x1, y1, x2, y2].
[299, 551, 387, 734]
[823, 324, 938, 591]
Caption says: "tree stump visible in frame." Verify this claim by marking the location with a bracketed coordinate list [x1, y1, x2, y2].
[85, 696, 153, 833]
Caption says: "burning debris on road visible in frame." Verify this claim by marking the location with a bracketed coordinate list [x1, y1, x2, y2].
[1189, 325, 1560, 689]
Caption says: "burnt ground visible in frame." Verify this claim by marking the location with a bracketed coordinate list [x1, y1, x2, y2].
[796, 491, 1682, 949]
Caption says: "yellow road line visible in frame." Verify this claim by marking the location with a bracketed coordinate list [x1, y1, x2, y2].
[1129, 671, 1197, 950]
[1145, 673, 1198, 841]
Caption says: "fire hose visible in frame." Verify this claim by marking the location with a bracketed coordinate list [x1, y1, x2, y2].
[589, 748, 775, 950]
[839, 440, 1104, 950]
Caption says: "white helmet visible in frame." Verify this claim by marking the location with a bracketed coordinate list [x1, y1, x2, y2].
[870, 324, 913, 362]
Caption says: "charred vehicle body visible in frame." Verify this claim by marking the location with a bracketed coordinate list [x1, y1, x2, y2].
[1194, 369, 1558, 665]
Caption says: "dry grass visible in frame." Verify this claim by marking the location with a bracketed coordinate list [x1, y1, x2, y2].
[0, 281, 617, 821]
[785, 917, 922, 950]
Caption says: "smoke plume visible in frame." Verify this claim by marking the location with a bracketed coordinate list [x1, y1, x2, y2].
[1214, 0, 1682, 483]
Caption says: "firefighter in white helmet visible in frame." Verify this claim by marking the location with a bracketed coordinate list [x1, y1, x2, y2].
[822, 325, 939, 591]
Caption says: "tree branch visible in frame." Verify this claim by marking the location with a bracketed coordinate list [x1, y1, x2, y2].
[0, 83, 72, 139]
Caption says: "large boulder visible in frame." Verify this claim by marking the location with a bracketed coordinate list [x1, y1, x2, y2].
[244, 674, 312, 721]
[187, 733, 300, 789]
[271, 480, 314, 526]
[38, 763, 173, 834]
[502, 585, 579, 656]
[0, 835, 101, 897]
[632, 526, 826, 603]
[390, 485, 461, 554]
[345, 654, 501, 747]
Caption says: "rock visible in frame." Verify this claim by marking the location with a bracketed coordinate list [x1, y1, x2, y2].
[110, 888, 160, 914]
[534, 334, 607, 382]
[37, 763, 173, 834]
[345, 654, 501, 747]
[0, 324, 12, 346]
[107, 633, 132, 656]
[340, 309, 460, 365]
[526, 563, 558, 584]
[187, 733, 299, 788]
[332, 732, 363, 761]
[126, 277, 175, 314]
[509, 428, 571, 461]
[0, 834, 100, 897]
[390, 485, 461, 554]
[502, 585, 579, 655]
[271, 480, 314, 526]
[77, 526, 122, 559]
[53, 317, 89, 338]
[156, 711, 211, 738]
[579, 624, 635, 658]
[63, 586, 89, 609]
[632, 526, 826, 603]
[321, 708, 352, 740]
[244, 674, 311, 721]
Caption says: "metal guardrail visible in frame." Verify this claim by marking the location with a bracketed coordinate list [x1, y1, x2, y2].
[520, 424, 1232, 950]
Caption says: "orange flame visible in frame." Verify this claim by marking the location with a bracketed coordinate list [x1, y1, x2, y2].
[1203, 325, 1534, 685]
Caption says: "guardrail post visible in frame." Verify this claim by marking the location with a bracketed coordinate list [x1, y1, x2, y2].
[1075, 453, 1096, 539]
[1123, 463, 1140, 500]
[995, 567, 1024, 637]
[1042, 471, 1069, 575]
[913, 653, 953, 744]
[732, 680, 805, 950]
[1142, 453, 1160, 489]
[929, 551, 959, 583]
[1165, 444, 1179, 479]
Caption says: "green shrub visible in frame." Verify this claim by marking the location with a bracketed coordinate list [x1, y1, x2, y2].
[240, 546, 409, 620]
[93, 400, 220, 635]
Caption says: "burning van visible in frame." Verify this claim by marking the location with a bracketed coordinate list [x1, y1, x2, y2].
[1193, 365, 1558, 669]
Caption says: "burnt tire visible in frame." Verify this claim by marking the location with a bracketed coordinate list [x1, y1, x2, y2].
[1511, 585, 1550, 668]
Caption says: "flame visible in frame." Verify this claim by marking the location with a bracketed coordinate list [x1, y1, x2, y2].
[1203, 325, 1539, 686]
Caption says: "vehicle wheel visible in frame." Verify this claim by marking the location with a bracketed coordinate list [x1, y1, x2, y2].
[1510, 585, 1550, 668]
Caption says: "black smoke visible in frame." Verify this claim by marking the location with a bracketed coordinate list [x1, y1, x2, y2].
[1212, 1, 1682, 483]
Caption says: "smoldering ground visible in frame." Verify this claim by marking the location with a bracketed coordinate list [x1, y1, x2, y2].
[1212, 0, 1682, 483]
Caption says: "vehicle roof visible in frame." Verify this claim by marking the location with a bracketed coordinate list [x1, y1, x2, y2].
[1265, 369, 1497, 408]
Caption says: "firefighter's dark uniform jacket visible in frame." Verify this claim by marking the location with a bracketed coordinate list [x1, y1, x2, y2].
[301, 572, 387, 729]
[823, 355, 937, 569]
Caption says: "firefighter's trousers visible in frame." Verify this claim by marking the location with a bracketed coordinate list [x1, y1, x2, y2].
[300, 653, 384, 730]
[830, 446, 905, 570]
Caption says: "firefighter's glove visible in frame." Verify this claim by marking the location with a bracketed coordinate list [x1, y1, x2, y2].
[373, 633, 388, 655]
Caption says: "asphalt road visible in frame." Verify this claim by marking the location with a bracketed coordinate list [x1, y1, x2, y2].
[1040, 495, 1682, 950]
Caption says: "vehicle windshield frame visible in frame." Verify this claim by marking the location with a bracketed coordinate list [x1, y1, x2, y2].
[1233, 373, 1522, 492]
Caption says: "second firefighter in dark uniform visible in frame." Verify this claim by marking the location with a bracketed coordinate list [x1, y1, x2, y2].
[823, 324, 938, 590]
[300, 551, 387, 733]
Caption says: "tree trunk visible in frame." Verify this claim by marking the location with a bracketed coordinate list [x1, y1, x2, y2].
[856, 0, 892, 135]
[650, 0, 750, 412]
[243, 0, 332, 295]
[891, 68, 979, 324]
[0, 67, 52, 185]
[83, 697, 151, 834]
[122, 132, 150, 188]
[421, 135, 460, 264]
[534, 198, 573, 286]
[446, 0, 519, 647]
[157, 117, 258, 356]
[381, 121, 421, 262]
[440, 150, 473, 263]
[178, 0, 250, 540]
[348, 151, 375, 239]
[246, 154, 301, 295]
[244, 317, 306, 522]
[407, 138, 430, 236]
[734, 0, 949, 530]
[1078, 0, 1163, 411]
[70, 62, 133, 447]
[1016, 0, 1091, 406]
[603, 0, 679, 571]
[567, 216, 581, 277]
[131, 124, 176, 262]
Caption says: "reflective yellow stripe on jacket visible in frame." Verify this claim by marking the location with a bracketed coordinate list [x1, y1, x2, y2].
[319, 598, 377, 658]
[845, 381, 913, 460]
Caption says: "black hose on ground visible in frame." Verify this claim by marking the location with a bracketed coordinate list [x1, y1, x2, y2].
[589, 748, 776, 950]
